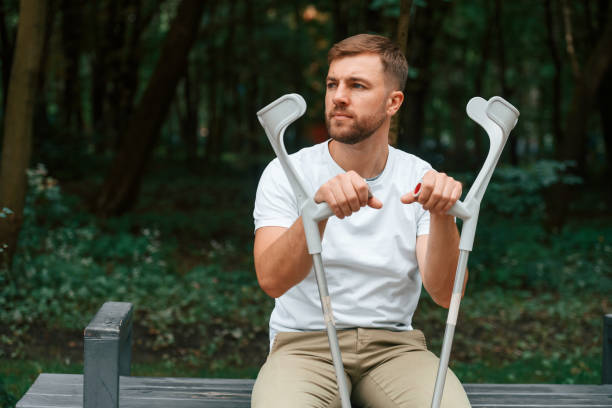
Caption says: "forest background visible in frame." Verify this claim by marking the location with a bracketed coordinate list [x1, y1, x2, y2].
[0, 0, 611, 406]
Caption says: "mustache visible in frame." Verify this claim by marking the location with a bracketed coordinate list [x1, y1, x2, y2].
[328, 109, 354, 118]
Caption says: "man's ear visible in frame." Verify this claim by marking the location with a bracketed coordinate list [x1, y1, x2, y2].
[387, 90, 404, 116]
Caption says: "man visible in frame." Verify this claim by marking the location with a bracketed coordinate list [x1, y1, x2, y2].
[251, 34, 471, 408]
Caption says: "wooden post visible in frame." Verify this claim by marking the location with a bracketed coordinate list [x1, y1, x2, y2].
[83, 302, 133, 408]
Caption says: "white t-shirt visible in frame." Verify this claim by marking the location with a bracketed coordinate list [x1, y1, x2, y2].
[253, 140, 432, 347]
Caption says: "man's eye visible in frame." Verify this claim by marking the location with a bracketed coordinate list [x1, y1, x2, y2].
[353, 83, 364, 88]
[326, 82, 336, 89]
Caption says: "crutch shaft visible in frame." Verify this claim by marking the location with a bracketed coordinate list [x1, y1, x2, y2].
[431, 249, 470, 408]
[313, 254, 352, 408]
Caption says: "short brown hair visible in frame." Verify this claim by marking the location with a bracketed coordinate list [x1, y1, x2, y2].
[328, 34, 408, 90]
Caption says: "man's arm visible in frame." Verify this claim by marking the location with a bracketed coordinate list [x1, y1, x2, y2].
[401, 170, 467, 308]
[254, 170, 382, 298]
[254, 219, 325, 298]
[415, 216, 467, 308]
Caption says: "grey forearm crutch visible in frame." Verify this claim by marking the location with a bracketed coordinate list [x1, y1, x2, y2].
[427, 96, 520, 408]
[257, 94, 352, 408]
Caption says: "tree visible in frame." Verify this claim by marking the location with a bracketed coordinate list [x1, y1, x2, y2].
[558, 1, 612, 173]
[0, 0, 17, 110]
[389, 0, 413, 146]
[96, 0, 206, 216]
[0, 0, 47, 268]
[91, 0, 162, 153]
[546, 0, 612, 228]
[396, 0, 452, 152]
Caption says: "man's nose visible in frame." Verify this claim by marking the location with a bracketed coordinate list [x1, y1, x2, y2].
[332, 83, 349, 106]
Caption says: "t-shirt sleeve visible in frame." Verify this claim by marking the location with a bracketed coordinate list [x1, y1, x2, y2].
[416, 207, 430, 236]
[415, 160, 432, 236]
[253, 159, 300, 232]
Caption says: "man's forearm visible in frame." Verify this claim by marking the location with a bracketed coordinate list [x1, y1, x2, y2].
[254, 218, 327, 298]
[422, 214, 466, 307]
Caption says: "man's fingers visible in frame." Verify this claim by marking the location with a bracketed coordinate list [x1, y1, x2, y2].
[400, 193, 416, 204]
[315, 171, 384, 217]
[442, 182, 462, 213]
[402, 171, 463, 214]
[430, 178, 453, 212]
[401, 181, 422, 204]
[349, 172, 370, 207]
[331, 181, 353, 218]
[340, 177, 361, 213]
[416, 171, 434, 206]
[321, 190, 342, 219]
[368, 196, 383, 209]
[422, 173, 443, 211]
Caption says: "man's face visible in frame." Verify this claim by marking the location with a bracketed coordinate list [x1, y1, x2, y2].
[325, 53, 391, 145]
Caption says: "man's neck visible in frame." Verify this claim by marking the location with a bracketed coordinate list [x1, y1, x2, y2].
[328, 132, 389, 179]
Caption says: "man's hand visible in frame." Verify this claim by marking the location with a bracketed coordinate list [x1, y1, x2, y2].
[400, 170, 462, 215]
[314, 170, 383, 219]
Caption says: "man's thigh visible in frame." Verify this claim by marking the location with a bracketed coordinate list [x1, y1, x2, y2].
[352, 348, 471, 408]
[251, 332, 350, 408]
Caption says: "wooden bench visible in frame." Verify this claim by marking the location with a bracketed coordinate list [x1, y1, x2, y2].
[17, 302, 612, 408]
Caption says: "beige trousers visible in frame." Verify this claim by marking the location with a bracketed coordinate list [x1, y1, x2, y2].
[251, 328, 471, 408]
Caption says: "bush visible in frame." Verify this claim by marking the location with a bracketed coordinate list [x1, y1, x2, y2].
[1, 161, 608, 382]
[457, 160, 582, 221]
[451, 161, 611, 291]
[0, 375, 16, 408]
[0, 164, 272, 359]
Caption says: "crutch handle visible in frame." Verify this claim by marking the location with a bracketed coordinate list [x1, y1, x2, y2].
[411, 182, 472, 220]
[301, 199, 333, 254]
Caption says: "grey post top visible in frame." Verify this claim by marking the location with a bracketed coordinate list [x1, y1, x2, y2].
[84, 301, 133, 339]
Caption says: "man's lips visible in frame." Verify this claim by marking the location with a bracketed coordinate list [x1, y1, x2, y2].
[331, 112, 353, 119]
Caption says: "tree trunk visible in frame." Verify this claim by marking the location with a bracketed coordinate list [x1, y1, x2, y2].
[204, 26, 220, 166]
[244, 0, 259, 157]
[91, 0, 157, 153]
[222, 1, 237, 153]
[494, 0, 518, 165]
[559, 2, 612, 169]
[91, 0, 117, 152]
[598, 67, 612, 188]
[547, 1, 612, 229]
[545, 0, 564, 154]
[389, 0, 413, 147]
[60, 0, 83, 134]
[0, 0, 47, 268]
[0, 0, 16, 110]
[397, 0, 451, 152]
[473, 0, 493, 161]
[96, 0, 206, 216]
[113, 0, 157, 150]
[178, 68, 199, 168]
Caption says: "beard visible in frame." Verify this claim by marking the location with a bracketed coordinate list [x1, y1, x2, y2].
[325, 107, 387, 145]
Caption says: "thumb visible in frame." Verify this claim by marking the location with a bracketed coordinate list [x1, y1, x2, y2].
[400, 193, 416, 204]
[368, 196, 383, 209]
[401, 182, 422, 204]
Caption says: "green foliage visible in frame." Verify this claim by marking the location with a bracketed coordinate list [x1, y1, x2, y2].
[0, 165, 272, 360]
[1, 162, 609, 387]
[458, 160, 583, 220]
[0, 375, 16, 408]
[416, 288, 605, 385]
[453, 352, 601, 384]
[450, 161, 612, 291]
[483, 161, 582, 219]
[468, 219, 612, 291]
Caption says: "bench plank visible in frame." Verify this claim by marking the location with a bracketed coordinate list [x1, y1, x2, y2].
[18, 374, 612, 408]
